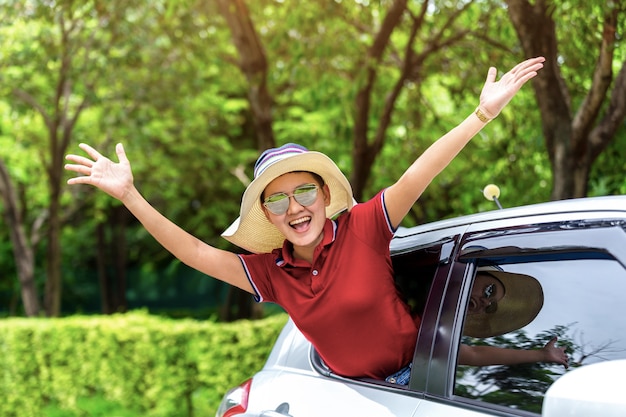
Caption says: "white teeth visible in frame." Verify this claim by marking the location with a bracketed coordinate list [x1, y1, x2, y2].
[290, 216, 311, 226]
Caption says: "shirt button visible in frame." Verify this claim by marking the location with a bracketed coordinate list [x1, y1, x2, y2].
[312, 270, 319, 276]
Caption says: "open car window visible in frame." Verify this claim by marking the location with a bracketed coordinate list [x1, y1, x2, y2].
[391, 240, 446, 320]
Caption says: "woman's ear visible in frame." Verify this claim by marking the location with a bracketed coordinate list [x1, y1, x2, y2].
[262, 205, 272, 222]
[322, 184, 331, 207]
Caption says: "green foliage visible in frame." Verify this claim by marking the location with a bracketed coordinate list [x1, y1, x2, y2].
[0, 0, 624, 316]
[0, 311, 289, 417]
[589, 128, 626, 196]
[457, 326, 574, 413]
[43, 396, 144, 417]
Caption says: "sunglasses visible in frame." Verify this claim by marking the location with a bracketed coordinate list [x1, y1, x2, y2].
[263, 183, 319, 215]
[483, 283, 498, 314]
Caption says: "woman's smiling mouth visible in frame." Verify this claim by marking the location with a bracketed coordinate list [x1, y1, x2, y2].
[290, 216, 311, 229]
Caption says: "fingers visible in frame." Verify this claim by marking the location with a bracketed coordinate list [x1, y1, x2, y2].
[65, 143, 102, 185]
[78, 143, 104, 161]
[115, 143, 129, 164]
[509, 56, 545, 84]
[509, 56, 546, 75]
[485, 66, 497, 84]
[511, 56, 545, 73]
[66, 174, 93, 186]
[65, 143, 100, 169]
[478, 56, 545, 118]
[65, 159, 94, 185]
[65, 154, 94, 167]
[546, 336, 569, 368]
[560, 347, 569, 369]
[64, 162, 90, 175]
[542, 337, 553, 349]
[497, 56, 545, 86]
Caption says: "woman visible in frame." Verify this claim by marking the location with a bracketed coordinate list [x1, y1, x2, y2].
[65, 57, 559, 382]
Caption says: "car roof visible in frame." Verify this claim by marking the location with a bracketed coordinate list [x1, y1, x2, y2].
[393, 195, 626, 242]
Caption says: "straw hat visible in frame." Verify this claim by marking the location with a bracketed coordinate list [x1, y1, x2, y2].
[222, 143, 355, 253]
[463, 266, 544, 338]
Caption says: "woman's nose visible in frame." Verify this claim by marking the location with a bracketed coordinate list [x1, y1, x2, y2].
[286, 195, 304, 214]
[478, 296, 492, 308]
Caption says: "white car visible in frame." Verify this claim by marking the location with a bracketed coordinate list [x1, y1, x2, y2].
[217, 196, 626, 417]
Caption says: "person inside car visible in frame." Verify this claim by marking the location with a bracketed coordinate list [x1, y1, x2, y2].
[460, 267, 568, 367]
[65, 57, 550, 384]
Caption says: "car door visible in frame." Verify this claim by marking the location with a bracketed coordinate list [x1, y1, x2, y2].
[244, 320, 424, 417]
[414, 212, 626, 416]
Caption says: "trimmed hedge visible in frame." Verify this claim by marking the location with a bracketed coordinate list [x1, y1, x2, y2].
[0, 311, 288, 417]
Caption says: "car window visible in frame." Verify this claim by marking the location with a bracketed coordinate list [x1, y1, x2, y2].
[455, 257, 626, 414]
[392, 242, 444, 321]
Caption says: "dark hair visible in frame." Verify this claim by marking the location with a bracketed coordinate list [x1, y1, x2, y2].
[300, 171, 325, 187]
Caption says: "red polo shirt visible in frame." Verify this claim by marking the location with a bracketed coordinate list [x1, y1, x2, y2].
[239, 191, 418, 379]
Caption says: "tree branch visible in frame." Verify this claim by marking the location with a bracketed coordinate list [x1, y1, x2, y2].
[572, 7, 618, 141]
[589, 58, 626, 160]
[11, 88, 52, 129]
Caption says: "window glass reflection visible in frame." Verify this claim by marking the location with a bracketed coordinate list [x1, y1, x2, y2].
[456, 259, 626, 413]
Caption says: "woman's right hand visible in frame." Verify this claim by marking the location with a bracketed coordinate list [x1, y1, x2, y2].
[65, 143, 134, 202]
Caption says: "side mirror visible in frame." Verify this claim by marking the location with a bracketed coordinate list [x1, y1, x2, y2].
[542, 360, 626, 417]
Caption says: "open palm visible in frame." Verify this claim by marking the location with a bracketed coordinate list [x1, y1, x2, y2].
[65, 143, 134, 201]
[479, 56, 545, 119]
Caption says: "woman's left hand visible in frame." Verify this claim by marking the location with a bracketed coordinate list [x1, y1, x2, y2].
[542, 336, 569, 368]
[478, 56, 546, 119]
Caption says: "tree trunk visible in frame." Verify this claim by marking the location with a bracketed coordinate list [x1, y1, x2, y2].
[351, 0, 409, 201]
[44, 129, 65, 317]
[211, 0, 278, 319]
[350, 0, 471, 201]
[506, 0, 626, 199]
[44, 197, 63, 316]
[0, 159, 41, 316]
[220, 286, 263, 322]
[96, 222, 113, 314]
[216, 0, 275, 152]
[96, 206, 129, 314]
[112, 206, 129, 312]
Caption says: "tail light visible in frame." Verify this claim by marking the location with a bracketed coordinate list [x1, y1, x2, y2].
[216, 378, 252, 417]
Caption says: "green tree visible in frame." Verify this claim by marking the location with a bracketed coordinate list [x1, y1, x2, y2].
[1, 0, 624, 318]
[0, 140, 41, 316]
[506, 0, 626, 199]
[457, 327, 574, 413]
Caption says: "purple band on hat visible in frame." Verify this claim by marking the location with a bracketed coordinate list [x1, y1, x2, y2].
[253, 143, 309, 178]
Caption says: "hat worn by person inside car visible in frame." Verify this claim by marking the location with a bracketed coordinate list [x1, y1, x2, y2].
[463, 266, 544, 338]
[222, 143, 355, 254]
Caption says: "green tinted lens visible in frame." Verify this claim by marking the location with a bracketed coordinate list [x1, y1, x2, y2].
[264, 193, 290, 214]
[293, 184, 318, 206]
[265, 193, 289, 204]
[263, 184, 318, 215]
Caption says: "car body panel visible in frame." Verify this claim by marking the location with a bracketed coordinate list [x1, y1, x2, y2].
[246, 320, 422, 417]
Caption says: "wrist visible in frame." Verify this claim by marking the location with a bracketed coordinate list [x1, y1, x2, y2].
[120, 185, 141, 207]
[474, 107, 494, 123]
